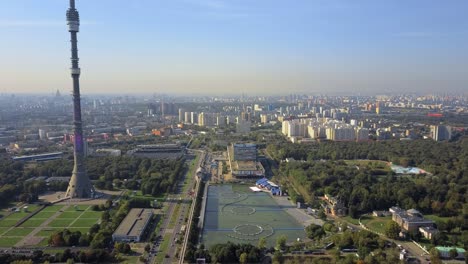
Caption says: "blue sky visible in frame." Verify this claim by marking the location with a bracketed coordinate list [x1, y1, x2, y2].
[1, 0, 467, 95]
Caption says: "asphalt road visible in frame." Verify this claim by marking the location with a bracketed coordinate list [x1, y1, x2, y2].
[147, 150, 206, 264]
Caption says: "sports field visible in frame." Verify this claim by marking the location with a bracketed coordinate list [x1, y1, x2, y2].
[201, 184, 306, 248]
[0, 204, 102, 247]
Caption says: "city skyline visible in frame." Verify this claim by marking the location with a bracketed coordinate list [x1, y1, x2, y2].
[1, 0, 468, 95]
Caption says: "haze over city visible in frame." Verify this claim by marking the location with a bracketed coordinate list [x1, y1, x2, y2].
[1, 0, 468, 95]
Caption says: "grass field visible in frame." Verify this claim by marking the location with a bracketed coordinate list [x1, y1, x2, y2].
[362, 216, 392, 234]
[4, 228, 34, 236]
[41, 205, 65, 212]
[0, 237, 23, 247]
[0, 204, 102, 248]
[119, 255, 142, 264]
[34, 211, 57, 218]
[342, 216, 361, 225]
[425, 214, 451, 223]
[0, 227, 9, 235]
[202, 184, 306, 248]
[0, 219, 18, 227]
[21, 219, 47, 228]
[71, 218, 99, 227]
[48, 219, 73, 227]
[57, 211, 83, 219]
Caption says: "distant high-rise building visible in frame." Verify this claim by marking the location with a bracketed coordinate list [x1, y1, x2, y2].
[431, 125, 451, 141]
[38, 129, 47, 140]
[355, 128, 369, 141]
[216, 115, 226, 127]
[65, 0, 95, 198]
[260, 114, 269, 124]
[147, 103, 156, 117]
[184, 112, 191, 123]
[198, 112, 206, 126]
[191, 112, 198, 124]
[178, 108, 185, 122]
[240, 112, 251, 122]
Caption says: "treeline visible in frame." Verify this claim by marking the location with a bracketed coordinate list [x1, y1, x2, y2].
[186, 242, 264, 264]
[270, 138, 467, 218]
[0, 249, 115, 263]
[267, 137, 468, 176]
[0, 156, 185, 206]
[184, 181, 205, 262]
[281, 159, 466, 221]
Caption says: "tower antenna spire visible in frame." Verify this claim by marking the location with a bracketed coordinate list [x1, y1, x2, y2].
[65, 0, 95, 198]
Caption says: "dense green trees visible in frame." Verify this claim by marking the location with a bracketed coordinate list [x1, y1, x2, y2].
[0, 155, 185, 207]
[384, 221, 401, 239]
[208, 242, 263, 263]
[271, 137, 468, 218]
[114, 242, 131, 254]
[0, 249, 115, 263]
[305, 224, 326, 240]
[48, 229, 84, 247]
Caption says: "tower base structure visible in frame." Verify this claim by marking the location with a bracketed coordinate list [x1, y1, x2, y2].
[65, 171, 95, 198]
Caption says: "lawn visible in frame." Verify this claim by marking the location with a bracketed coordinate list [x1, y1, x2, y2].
[34, 211, 57, 218]
[36, 228, 60, 237]
[65, 205, 90, 212]
[425, 214, 451, 223]
[80, 211, 103, 219]
[20, 219, 46, 228]
[119, 255, 142, 264]
[0, 227, 10, 235]
[0, 204, 101, 248]
[67, 227, 91, 234]
[342, 216, 361, 226]
[364, 216, 392, 234]
[57, 211, 83, 219]
[0, 237, 23, 247]
[35, 237, 50, 247]
[4, 228, 34, 237]
[0, 219, 18, 227]
[70, 218, 99, 227]
[42, 205, 66, 212]
[48, 219, 73, 228]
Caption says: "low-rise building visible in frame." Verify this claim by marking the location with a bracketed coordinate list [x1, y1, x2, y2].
[419, 226, 439, 240]
[389, 207, 434, 232]
[323, 194, 347, 216]
[129, 144, 184, 159]
[435, 247, 465, 260]
[112, 208, 153, 242]
[12, 152, 63, 162]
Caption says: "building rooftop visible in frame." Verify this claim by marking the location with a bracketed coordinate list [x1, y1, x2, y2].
[113, 208, 153, 238]
[390, 206, 433, 224]
[435, 247, 465, 253]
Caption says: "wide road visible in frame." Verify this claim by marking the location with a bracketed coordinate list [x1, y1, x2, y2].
[148, 150, 206, 264]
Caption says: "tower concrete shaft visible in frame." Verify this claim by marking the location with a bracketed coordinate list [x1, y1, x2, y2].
[65, 0, 94, 198]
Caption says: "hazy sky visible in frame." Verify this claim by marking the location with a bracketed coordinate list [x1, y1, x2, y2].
[1, 0, 468, 95]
